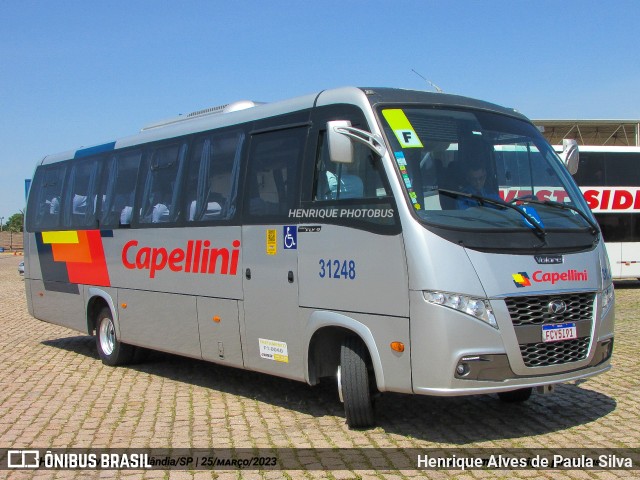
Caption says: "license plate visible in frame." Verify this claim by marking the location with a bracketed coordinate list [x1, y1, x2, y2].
[542, 323, 577, 343]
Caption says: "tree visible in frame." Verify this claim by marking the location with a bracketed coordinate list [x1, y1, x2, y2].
[5, 212, 23, 232]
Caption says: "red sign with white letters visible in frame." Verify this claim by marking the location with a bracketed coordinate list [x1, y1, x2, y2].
[500, 187, 640, 213]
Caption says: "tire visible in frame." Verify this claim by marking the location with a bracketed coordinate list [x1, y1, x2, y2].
[497, 387, 532, 403]
[95, 307, 135, 366]
[339, 336, 376, 428]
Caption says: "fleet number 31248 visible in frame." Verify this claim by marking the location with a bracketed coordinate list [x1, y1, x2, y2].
[318, 259, 356, 280]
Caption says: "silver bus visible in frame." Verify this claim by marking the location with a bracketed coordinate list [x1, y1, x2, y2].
[24, 87, 615, 428]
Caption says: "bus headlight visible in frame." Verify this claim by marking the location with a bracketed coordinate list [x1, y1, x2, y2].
[423, 291, 498, 329]
[601, 253, 614, 317]
[601, 283, 614, 317]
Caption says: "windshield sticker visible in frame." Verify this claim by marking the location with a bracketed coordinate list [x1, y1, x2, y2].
[394, 151, 407, 166]
[394, 153, 421, 210]
[383, 109, 424, 148]
[402, 173, 412, 187]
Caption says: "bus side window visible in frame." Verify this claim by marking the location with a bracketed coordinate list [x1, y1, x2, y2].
[313, 131, 388, 201]
[185, 130, 244, 222]
[244, 127, 306, 218]
[138, 143, 187, 224]
[97, 150, 142, 228]
[28, 164, 67, 231]
[572, 152, 605, 186]
[63, 158, 100, 228]
[603, 152, 640, 187]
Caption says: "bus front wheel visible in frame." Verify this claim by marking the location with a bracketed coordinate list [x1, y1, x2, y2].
[338, 336, 376, 428]
[95, 307, 135, 366]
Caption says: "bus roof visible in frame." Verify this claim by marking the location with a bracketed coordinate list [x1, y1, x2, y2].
[39, 86, 531, 166]
[357, 87, 527, 120]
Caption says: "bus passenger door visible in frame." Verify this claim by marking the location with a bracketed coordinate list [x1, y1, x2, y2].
[241, 225, 300, 378]
[240, 123, 309, 380]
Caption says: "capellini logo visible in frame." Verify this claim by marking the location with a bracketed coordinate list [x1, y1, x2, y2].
[512, 269, 589, 288]
[512, 272, 531, 288]
[121, 239, 240, 279]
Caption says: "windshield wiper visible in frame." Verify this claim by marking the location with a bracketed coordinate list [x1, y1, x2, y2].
[510, 197, 599, 235]
[438, 189, 547, 241]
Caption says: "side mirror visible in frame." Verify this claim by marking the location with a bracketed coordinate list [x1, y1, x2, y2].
[326, 120, 386, 164]
[561, 139, 579, 175]
[327, 120, 354, 164]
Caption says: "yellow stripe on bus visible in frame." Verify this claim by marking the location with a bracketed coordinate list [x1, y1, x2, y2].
[42, 231, 79, 244]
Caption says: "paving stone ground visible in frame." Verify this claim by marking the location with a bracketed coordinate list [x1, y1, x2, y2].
[0, 254, 638, 479]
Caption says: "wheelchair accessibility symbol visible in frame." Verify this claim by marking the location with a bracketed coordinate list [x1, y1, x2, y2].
[283, 226, 297, 250]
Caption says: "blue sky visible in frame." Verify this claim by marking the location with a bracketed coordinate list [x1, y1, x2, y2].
[1, 0, 639, 223]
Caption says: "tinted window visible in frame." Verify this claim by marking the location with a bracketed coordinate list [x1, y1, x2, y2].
[62, 158, 101, 228]
[313, 132, 390, 201]
[185, 129, 244, 222]
[597, 213, 638, 242]
[27, 163, 67, 230]
[138, 143, 187, 224]
[605, 153, 640, 186]
[573, 152, 605, 186]
[97, 150, 142, 227]
[244, 127, 306, 219]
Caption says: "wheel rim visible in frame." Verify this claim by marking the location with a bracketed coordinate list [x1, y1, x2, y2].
[337, 366, 344, 403]
[99, 317, 116, 356]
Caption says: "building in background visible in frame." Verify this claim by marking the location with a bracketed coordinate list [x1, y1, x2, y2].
[534, 120, 640, 146]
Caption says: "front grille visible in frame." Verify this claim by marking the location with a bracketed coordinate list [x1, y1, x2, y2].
[520, 337, 590, 367]
[505, 292, 595, 368]
[505, 292, 594, 326]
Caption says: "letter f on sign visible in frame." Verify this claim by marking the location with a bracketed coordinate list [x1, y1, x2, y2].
[396, 129, 423, 148]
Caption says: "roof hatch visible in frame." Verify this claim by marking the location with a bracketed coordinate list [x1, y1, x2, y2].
[141, 100, 264, 131]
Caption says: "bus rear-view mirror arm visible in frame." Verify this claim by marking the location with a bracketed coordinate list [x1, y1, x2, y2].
[327, 120, 386, 164]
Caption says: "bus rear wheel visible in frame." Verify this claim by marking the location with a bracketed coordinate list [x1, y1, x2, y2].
[95, 307, 135, 366]
[338, 336, 376, 428]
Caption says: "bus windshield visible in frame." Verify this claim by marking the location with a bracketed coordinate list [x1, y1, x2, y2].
[379, 107, 597, 251]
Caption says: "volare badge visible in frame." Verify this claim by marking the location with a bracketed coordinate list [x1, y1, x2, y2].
[535, 255, 563, 264]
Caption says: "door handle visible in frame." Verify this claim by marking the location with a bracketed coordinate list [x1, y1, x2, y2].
[245, 268, 251, 280]
[288, 271, 294, 283]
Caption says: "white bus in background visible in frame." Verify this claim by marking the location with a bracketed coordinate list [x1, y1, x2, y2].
[24, 87, 615, 428]
[489, 143, 640, 279]
[560, 146, 640, 280]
